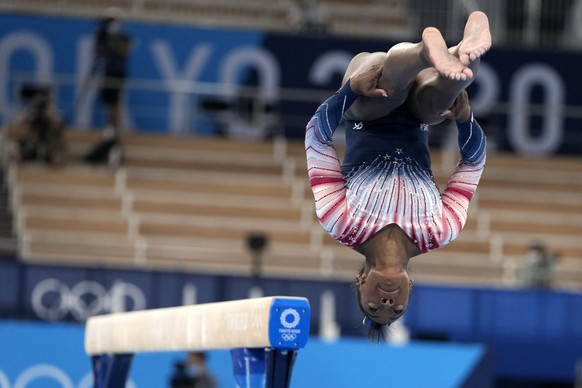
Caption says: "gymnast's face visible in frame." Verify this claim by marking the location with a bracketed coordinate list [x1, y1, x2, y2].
[358, 269, 411, 325]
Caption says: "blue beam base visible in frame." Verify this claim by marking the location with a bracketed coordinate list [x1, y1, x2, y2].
[231, 347, 299, 388]
[91, 353, 134, 388]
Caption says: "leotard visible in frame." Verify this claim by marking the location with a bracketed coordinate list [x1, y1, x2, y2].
[305, 81, 486, 252]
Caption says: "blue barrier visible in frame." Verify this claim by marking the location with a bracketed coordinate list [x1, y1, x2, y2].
[1, 261, 581, 383]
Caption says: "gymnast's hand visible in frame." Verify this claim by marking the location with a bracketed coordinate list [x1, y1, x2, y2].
[441, 89, 472, 123]
[349, 64, 389, 98]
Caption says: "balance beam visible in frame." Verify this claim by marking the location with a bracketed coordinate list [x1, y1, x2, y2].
[85, 296, 311, 388]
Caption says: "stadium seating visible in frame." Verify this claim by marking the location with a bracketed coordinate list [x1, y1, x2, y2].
[0, 0, 413, 40]
[6, 128, 582, 290]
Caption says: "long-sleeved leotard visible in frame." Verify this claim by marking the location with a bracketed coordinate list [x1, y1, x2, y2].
[305, 81, 486, 253]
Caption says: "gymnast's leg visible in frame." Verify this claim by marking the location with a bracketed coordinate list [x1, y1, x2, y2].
[407, 11, 491, 125]
[342, 22, 473, 121]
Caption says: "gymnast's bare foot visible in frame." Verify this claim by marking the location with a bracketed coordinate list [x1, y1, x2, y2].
[458, 11, 491, 66]
[422, 26, 471, 81]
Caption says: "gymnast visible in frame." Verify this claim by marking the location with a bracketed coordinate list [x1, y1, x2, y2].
[305, 11, 490, 339]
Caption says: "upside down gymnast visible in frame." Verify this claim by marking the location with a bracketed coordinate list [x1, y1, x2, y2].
[305, 11, 491, 339]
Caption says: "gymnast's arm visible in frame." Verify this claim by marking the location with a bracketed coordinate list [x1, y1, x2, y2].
[304, 81, 358, 233]
[438, 96, 487, 245]
[305, 64, 387, 237]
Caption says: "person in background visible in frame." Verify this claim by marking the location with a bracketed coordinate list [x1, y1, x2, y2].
[85, 12, 131, 166]
[520, 240, 558, 289]
[170, 351, 217, 388]
[6, 86, 66, 166]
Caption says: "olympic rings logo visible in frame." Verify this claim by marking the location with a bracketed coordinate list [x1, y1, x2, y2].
[279, 308, 300, 329]
[0, 365, 136, 388]
[31, 278, 146, 322]
[280, 333, 297, 342]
